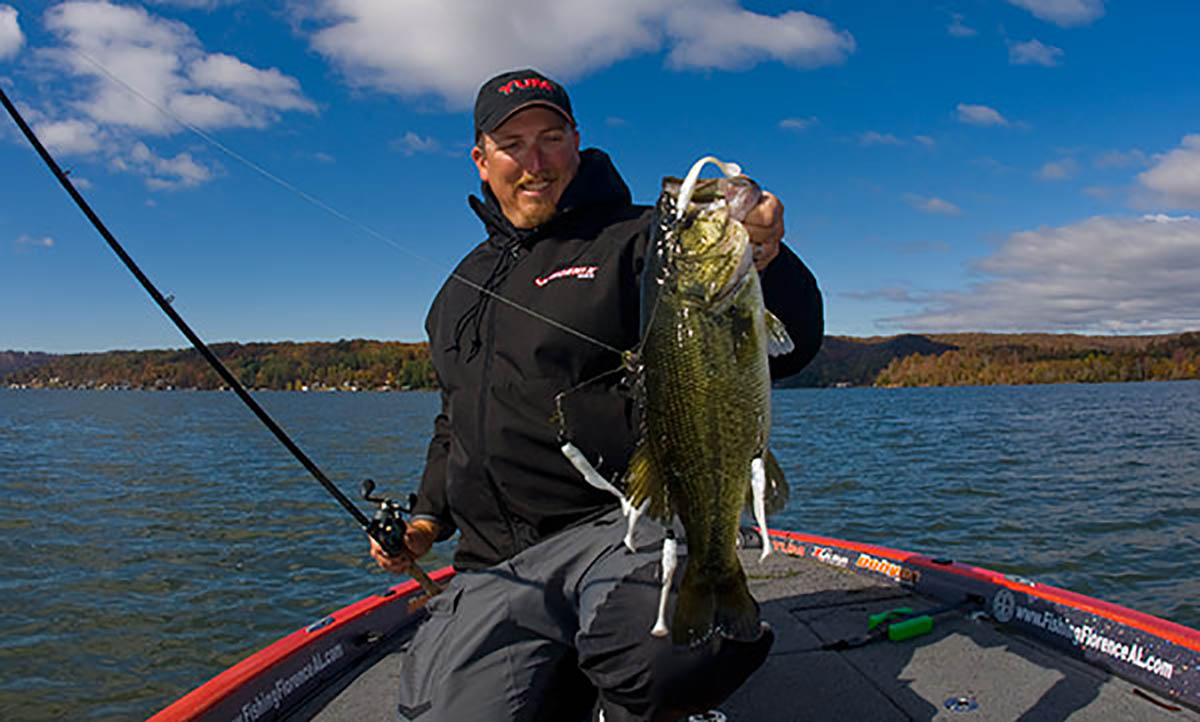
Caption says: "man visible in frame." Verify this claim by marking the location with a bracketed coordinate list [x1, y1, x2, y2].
[371, 69, 823, 721]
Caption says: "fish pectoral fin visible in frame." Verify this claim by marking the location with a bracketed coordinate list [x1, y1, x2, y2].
[764, 310, 794, 357]
[763, 449, 790, 513]
[625, 441, 671, 520]
[743, 448, 789, 515]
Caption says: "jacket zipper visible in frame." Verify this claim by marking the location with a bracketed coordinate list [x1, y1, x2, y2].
[475, 239, 523, 558]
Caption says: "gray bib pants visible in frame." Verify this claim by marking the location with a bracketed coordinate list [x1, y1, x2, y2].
[395, 508, 772, 721]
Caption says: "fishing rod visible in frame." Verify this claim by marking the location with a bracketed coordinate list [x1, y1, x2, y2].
[0, 85, 442, 597]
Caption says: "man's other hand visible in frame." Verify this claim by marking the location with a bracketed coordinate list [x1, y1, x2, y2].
[743, 190, 784, 272]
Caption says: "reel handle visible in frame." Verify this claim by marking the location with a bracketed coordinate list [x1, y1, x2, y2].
[362, 479, 442, 596]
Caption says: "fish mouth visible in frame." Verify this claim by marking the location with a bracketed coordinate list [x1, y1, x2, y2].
[663, 176, 762, 222]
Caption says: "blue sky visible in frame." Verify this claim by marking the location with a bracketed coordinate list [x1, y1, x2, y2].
[2, 0, 1199, 353]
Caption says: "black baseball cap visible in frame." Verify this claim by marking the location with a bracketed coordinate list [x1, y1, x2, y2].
[474, 69, 575, 136]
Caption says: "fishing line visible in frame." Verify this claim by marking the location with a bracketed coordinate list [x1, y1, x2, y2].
[45, 39, 623, 358]
[0, 83, 442, 597]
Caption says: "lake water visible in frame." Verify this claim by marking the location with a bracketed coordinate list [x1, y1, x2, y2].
[1, 383, 1198, 720]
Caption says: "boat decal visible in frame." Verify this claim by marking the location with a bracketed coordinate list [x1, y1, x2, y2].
[772, 538, 807, 558]
[232, 644, 345, 722]
[855, 552, 921, 585]
[812, 546, 850, 568]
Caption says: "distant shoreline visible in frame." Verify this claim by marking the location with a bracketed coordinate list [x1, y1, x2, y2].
[5, 331, 1200, 390]
[3, 383, 430, 393]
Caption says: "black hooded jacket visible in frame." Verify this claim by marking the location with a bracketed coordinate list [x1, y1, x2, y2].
[415, 149, 823, 570]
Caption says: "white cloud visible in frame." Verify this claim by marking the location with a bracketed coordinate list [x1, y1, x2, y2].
[1095, 148, 1149, 169]
[1007, 0, 1105, 27]
[1038, 157, 1078, 180]
[301, 0, 854, 108]
[664, 6, 855, 71]
[145, 0, 241, 8]
[883, 214, 1200, 333]
[41, 1, 315, 133]
[390, 131, 440, 155]
[1137, 135, 1200, 209]
[779, 116, 818, 132]
[1009, 39, 1063, 66]
[112, 140, 214, 189]
[34, 118, 104, 154]
[16, 234, 56, 247]
[860, 130, 903, 146]
[948, 13, 977, 37]
[1082, 185, 1116, 200]
[956, 103, 1009, 127]
[23, 1, 315, 190]
[0, 4, 23, 60]
[189, 54, 316, 114]
[914, 135, 935, 147]
[904, 194, 961, 215]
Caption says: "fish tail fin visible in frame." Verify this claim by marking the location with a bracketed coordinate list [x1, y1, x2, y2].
[672, 563, 760, 645]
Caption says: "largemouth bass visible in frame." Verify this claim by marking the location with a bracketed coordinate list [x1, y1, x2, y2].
[625, 156, 793, 645]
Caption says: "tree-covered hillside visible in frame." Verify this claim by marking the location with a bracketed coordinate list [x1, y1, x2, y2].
[4, 340, 434, 391]
[7, 331, 1200, 391]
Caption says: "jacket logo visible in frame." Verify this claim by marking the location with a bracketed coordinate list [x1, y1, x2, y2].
[535, 265, 598, 287]
[498, 78, 554, 95]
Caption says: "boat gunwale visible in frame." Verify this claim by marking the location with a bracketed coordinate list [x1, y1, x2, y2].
[148, 567, 456, 722]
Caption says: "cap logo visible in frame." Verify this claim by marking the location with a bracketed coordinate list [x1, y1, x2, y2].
[498, 77, 555, 95]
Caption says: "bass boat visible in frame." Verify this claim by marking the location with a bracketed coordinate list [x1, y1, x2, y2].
[152, 527, 1200, 721]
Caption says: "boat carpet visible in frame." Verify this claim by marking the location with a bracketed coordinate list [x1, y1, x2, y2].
[305, 549, 1197, 721]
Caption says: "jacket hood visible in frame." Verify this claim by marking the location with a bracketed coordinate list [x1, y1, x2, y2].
[470, 148, 632, 247]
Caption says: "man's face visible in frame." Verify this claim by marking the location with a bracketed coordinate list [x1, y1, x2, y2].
[472, 106, 580, 229]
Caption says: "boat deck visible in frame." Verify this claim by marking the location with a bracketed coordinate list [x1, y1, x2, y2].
[302, 549, 1197, 721]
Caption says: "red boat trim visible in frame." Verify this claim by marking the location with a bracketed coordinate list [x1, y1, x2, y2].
[149, 567, 456, 722]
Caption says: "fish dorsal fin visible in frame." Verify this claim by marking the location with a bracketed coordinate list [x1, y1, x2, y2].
[625, 440, 671, 521]
[744, 448, 790, 515]
[765, 310, 794, 357]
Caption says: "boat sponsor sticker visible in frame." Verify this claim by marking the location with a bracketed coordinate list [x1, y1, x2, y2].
[991, 588, 1016, 623]
[230, 642, 345, 722]
[855, 552, 921, 585]
[769, 538, 920, 583]
[1001, 595, 1176, 682]
[772, 538, 807, 557]
[813, 546, 850, 568]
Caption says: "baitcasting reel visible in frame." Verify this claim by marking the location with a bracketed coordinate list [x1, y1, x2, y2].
[360, 478, 418, 558]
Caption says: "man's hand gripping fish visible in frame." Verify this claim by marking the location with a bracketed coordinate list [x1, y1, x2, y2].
[562, 156, 793, 646]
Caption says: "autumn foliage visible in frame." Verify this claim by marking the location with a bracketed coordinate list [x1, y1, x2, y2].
[3, 339, 435, 391]
[6, 332, 1200, 390]
[874, 332, 1200, 387]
